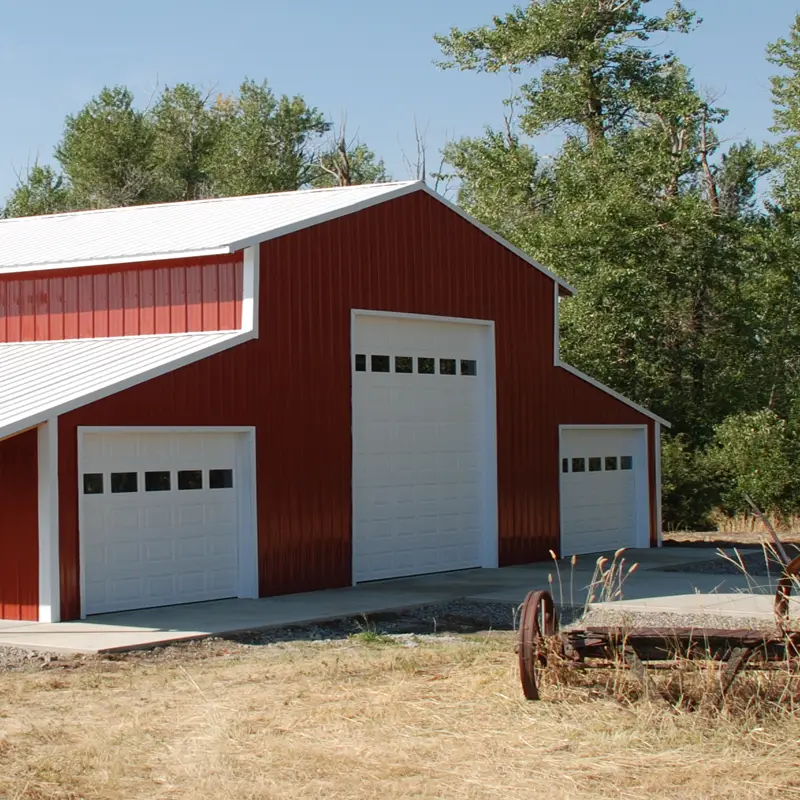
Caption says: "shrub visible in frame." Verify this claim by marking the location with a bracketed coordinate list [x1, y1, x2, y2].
[705, 409, 800, 517]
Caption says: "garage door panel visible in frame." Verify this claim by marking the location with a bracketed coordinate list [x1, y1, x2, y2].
[352, 316, 491, 582]
[80, 431, 245, 615]
[560, 428, 647, 557]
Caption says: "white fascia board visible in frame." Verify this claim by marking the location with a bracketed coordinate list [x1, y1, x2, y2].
[225, 181, 424, 252]
[0, 247, 233, 276]
[0, 330, 254, 442]
[558, 361, 671, 428]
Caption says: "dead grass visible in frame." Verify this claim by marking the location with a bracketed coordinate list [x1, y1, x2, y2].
[0, 635, 798, 799]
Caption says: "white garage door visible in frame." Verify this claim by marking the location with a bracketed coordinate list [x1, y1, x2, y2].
[560, 427, 649, 556]
[352, 314, 495, 582]
[80, 431, 249, 615]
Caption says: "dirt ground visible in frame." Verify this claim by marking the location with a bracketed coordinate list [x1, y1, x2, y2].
[0, 632, 798, 800]
[664, 529, 800, 547]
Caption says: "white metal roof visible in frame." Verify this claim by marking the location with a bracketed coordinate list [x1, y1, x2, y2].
[0, 182, 415, 273]
[0, 181, 576, 294]
[0, 331, 249, 440]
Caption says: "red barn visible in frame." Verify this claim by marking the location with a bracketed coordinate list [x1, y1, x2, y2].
[0, 182, 667, 623]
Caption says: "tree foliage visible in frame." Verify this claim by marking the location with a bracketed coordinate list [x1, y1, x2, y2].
[3, 79, 389, 216]
[439, 3, 800, 525]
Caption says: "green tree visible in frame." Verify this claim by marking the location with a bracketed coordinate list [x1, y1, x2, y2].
[150, 84, 220, 202]
[208, 79, 330, 195]
[768, 13, 800, 209]
[55, 86, 155, 208]
[436, 0, 696, 145]
[3, 163, 73, 217]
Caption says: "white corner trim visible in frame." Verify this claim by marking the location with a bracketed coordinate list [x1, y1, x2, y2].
[38, 419, 60, 623]
[654, 421, 663, 547]
[242, 245, 259, 336]
[553, 281, 561, 366]
[557, 361, 671, 428]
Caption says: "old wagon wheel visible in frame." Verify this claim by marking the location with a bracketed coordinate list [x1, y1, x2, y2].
[775, 555, 800, 630]
[518, 590, 558, 701]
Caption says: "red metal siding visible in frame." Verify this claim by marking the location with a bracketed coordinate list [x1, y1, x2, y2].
[0, 429, 39, 621]
[57, 190, 657, 620]
[0, 255, 243, 342]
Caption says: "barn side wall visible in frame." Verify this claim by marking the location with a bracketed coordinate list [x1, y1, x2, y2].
[57, 190, 656, 620]
[0, 429, 39, 620]
[0, 254, 242, 342]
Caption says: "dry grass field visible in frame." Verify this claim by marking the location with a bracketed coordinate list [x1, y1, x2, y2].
[0, 632, 798, 800]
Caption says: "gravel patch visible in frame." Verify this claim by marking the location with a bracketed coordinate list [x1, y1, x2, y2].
[0, 599, 538, 673]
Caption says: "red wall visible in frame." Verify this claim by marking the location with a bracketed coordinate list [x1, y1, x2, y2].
[57, 190, 656, 620]
[0, 255, 243, 342]
[0, 429, 39, 621]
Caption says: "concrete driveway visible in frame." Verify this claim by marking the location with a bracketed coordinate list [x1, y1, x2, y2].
[0, 546, 788, 654]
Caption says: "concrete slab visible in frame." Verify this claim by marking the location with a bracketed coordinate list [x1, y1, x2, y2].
[0, 546, 790, 654]
[593, 592, 800, 620]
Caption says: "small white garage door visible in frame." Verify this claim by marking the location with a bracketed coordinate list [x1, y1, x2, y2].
[560, 427, 649, 556]
[351, 314, 495, 582]
[80, 431, 250, 615]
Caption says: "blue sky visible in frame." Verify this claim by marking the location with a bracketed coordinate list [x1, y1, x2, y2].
[0, 1, 796, 200]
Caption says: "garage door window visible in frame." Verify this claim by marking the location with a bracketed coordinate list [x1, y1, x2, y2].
[588, 457, 602, 472]
[621, 456, 633, 470]
[440, 358, 457, 375]
[605, 457, 618, 471]
[461, 359, 477, 376]
[571, 458, 586, 472]
[83, 473, 104, 494]
[371, 355, 390, 372]
[354, 354, 366, 372]
[210, 469, 234, 489]
[145, 471, 171, 492]
[178, 470, 203, 490]
[111, 472, 137, 493]
[395, 356, 413, 374]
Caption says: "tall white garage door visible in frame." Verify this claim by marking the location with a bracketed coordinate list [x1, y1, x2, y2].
[80, 430, 253, 615]
[351, 314, 496, 582]
[560, 427, 649, 556]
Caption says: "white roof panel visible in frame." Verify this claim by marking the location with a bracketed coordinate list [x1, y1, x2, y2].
[0, 182, 417, 273]
[0, 331, 248, 439]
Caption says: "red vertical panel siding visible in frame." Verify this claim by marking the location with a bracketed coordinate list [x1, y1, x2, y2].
[6, 281, 21, 342]
[0, 429, 39, 621]
[169, 268, 187, 333]
[0, 255, 242, 342]
[34, 279, 49, 341]
[202, 264, 220, 330]
[218, 261, 236, 330]
[49, 277, 64, 341]
[56, 192, 658, 620]
[93, 273, 109, 339]
[20, 279, 35, 341]
[186, 266, 203, 332]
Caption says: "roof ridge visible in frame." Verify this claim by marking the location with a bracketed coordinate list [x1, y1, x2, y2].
[0, 181, 420, 225]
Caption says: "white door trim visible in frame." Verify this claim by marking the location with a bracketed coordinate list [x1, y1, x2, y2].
[558, 424, 651, 552]
[350, 309, 499, 580]
[77, 426, 259, 618]
[38, 419, 60, 623]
